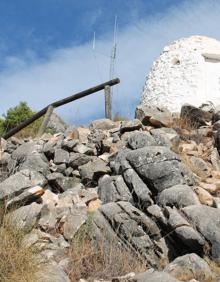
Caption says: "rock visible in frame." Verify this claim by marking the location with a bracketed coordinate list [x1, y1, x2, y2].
[47, 173, 81, 192]
[135, 105, 173, 127]
[189, 156, 211, 178]
[157, 184, 199, 208]
[210, 148, 220, 171]
[127, 132, 157, 149]
[10, 141, 49, 175]
[0, 169, 46, 201]
[73, 144, 95, 155]
[150, 128, 180, 148]
[47, 112, 68, 133]
[164, 253, 214, 282]
[165, 207, 206, 252]
[69, 152, 92, 169]
[126, 146, 195, 193]
[0, 137, 7, 150]
[77, 127, 91, 144]
[98, 175, 133, 204]
[54, 149, 69, 165]
[93, 201, 168, 267]
[87, 199, 101, 213]
[63, 209, 87, 240]
[122, 168, 153, 209]
[130, 270, 180, 282]
[6, 185, 45, 208]
[89, 119, 116, 130]
[180, 104, 213, 128]
[182, 205, 220, 263]
[36, 264, 70, 282]
[195, 186, 213, 206]
[120, 119, 142, 134]
[79, 159, 111, 186]
[61, 139, 78, 151]
[7, 202, 42, 231]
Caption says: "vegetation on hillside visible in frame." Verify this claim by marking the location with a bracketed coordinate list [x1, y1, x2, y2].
[0, 102, 43, 138]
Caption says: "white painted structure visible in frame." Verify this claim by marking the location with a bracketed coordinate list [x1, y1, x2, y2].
[141, 36, 220, 112]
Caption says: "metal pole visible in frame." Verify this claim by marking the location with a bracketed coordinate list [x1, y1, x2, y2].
[37, 105, 54, 137]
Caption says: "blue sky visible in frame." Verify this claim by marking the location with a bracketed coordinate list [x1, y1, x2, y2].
[0, 0, 220, 125]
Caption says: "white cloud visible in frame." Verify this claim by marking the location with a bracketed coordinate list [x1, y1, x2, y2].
[1, 0, 220, 125]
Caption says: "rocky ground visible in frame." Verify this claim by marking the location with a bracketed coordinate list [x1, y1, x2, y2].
[2, 102, 220, 281]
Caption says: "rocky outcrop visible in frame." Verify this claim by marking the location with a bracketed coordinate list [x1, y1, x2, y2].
[1, 108, 220, 281]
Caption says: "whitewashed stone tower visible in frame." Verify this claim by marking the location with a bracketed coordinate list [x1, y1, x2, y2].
[141, 36, 220, 111]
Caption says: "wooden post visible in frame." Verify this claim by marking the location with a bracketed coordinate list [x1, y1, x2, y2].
[37, 105, 54, 137]
[3, 78, 120, 139]
[105, 85, 112, 120]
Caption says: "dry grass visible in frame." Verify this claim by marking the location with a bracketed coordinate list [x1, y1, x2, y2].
[113, 112, 128, 122]
[0, 204, 39, 282]
[67, 216, 147, 282]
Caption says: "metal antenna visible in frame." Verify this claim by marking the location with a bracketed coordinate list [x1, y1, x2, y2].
[109, 15, 118, 81]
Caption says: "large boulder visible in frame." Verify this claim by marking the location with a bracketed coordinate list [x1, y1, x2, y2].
[135, 105, 173, 127]
[126, 146, 195, 193]
[93, 201, 169, 268]
[0, 169, 47, 201]
[182, 205, 220, 263]
[164, 253, 214, 282]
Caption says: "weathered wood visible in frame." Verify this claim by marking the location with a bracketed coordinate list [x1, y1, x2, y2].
[104, 85, 112, 120]
[37, 105, 54, 137]
[3, 78, 120, 139]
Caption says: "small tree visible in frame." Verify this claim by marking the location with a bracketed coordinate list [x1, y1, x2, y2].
[3, 102, 35, 131]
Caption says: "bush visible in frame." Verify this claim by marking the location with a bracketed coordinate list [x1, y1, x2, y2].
[0, 102, 43, 138]
[3, 102, 35, 132]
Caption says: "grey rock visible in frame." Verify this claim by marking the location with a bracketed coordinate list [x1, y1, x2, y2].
[120, 119, 142, 134]
[63, 211, 87, 240]
[43, 140, 56, 159]
[79, 159, 111, 186]
[47, 173, 81, 192]
[7, 202, 42, 231]
[126, 146, 195, 193]
[123, 168, 153, 209]
[6, 185, 45, 209]
[93, 201, 168, 267]
[98, 175, 133, 204]
[213, 120, 220, 130]
[130, 270, 180, 282]
[54, 149, 69, 165]
[47, 112, 68, 133]
[183, 205, 220, 263]
[61, 139, 78, 151]
[89, 118, 116, 130]
[36, 264, 70, 282]
[190, 156, 211, 177]
[127, 132, 157, 149]
[164, 253, 213, 282]
[150, 128, 180, 148]
[10, 141, 49, 175]
[135, 104, 173, 127]
[0, 169, 46, 200]
[73, 144, 94, 155]
[64, 167, 73, 176]
[69, 152, 92, 169]
[157, 184, 199, 208]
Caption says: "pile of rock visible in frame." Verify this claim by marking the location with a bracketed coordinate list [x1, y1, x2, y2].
[2, 103, 220, 281]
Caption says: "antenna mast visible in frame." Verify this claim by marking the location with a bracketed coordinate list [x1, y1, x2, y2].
[109, 15, 117, 82]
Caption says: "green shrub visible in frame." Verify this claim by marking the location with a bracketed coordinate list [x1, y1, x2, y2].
[3, 102, 35, 132]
